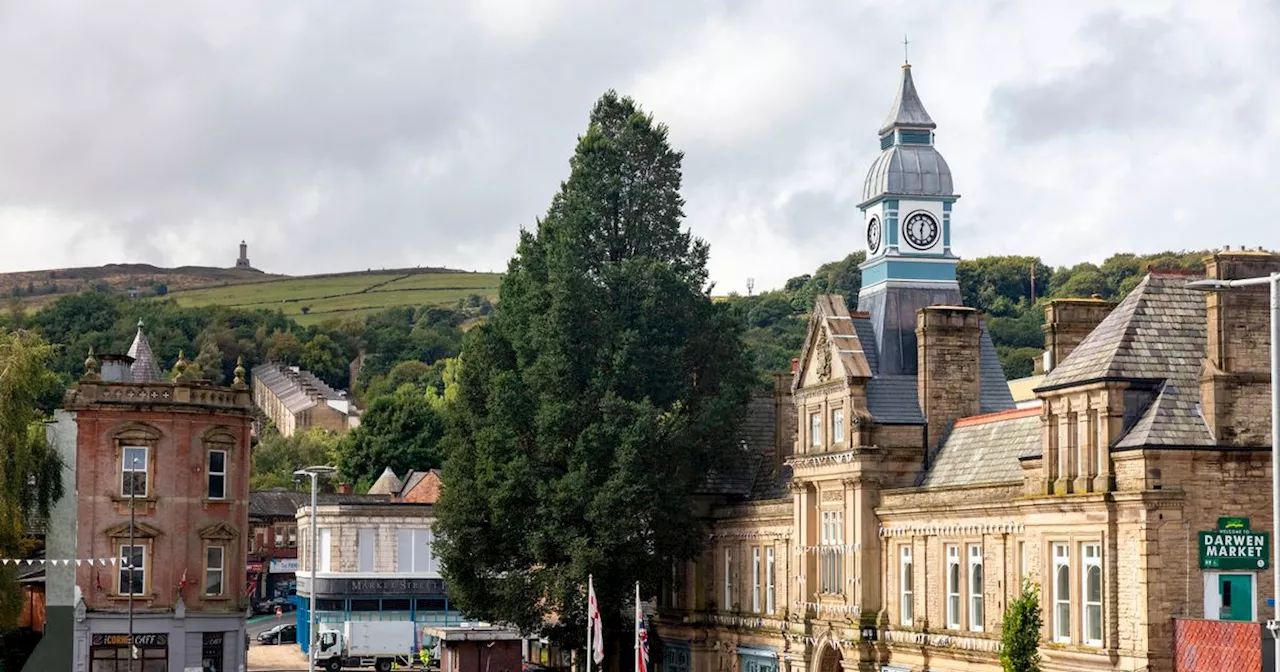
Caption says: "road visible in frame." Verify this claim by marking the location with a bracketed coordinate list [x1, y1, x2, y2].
[247, 612, 294, 639]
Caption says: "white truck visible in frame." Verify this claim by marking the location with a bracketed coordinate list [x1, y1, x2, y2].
[314, 620, 417, 672]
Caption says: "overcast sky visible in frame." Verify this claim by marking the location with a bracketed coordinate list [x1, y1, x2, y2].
[0, 0, 1274, 292]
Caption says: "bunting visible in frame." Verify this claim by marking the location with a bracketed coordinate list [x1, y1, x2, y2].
[0, 557, 118, 567]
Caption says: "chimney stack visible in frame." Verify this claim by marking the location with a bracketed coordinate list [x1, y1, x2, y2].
[917, 306, 983, 448]
[1041, 297, 1118, 373]
[1201, 249, 1280, 446]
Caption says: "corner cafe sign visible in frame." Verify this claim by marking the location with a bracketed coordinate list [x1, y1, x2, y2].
[1199, 517, 1270, 570]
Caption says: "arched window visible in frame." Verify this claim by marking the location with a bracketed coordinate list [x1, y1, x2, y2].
[1053, 543, 1071, 642]
[968, 545, 984, 631]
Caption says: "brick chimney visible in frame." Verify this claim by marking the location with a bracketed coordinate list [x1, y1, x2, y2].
[336, 483, 353, 495]
[917, 306, 983, 448]
[1201, 249, 1280, 446]
[1041, 296, 1117, 373]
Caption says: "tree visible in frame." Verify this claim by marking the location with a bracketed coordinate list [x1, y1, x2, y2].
[251, 428, 341, 491]
[336, 389, 446, 485]
[434, 91, 753, 655]
[0, 330, 65, 628]
[1000, 579, 1043, 672]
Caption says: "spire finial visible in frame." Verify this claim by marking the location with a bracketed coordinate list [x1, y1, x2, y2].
[232, 356, 248, 389]
[83, 346, 100, 379]
[903, 34, 910, 66]
[137, 318, 144, 329]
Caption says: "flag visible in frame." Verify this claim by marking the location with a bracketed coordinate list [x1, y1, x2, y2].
[635, 582, 649, 672]
[588, 576, 604, 664]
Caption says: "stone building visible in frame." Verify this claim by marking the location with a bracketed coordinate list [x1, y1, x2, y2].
[293, 494, 458, 658]
[235, 240, 252, 270]
[251, 361, 359, 437]
[652, 62, 1279, 672]
[39, 322, 256, 672]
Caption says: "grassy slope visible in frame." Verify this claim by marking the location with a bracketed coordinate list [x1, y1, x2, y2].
[167, 268, 502, 324]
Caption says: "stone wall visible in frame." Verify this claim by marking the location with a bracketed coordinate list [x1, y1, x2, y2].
[1201, 250, 1280, 447]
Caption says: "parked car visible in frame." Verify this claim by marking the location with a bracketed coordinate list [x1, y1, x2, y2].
[253, 596, 296, 615]
[256, 624, 297, 645]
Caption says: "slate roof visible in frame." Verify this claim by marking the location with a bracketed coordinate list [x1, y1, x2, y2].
[1039, 273, 1205, 390]
[252, 362, 349, 415]
[250, 490, 310, 519]
[1034, 272, 1213, 451]
[921, 409, 1042, 488]
[879, 65, 936, 135]
[979, 328, 1017, 413]
[126, 320, 163, 382]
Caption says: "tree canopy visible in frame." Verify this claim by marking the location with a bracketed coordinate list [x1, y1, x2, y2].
[0, 330, 65, 628]
[337, 389, 447, 488]
[433, 91, 753, 652]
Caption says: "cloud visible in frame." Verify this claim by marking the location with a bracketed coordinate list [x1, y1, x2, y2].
[0, 0, 1277, 294]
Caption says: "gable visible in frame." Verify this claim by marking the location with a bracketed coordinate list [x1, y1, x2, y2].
[198, 521, 240, 541]
[793, 295, 872, 391]
[103, 521, 163, 539]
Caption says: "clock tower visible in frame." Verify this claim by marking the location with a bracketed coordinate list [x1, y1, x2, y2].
[857, 64, 963, 375]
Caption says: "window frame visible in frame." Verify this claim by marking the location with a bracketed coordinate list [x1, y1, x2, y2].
[765, 546, 776, 614]
[205, 545, 226, 597]
[119, 544, 147, 596]
[1053, 543, 1072, 643]
[810, 412, 822, 448]
[319, 528, 332, 572]
[900, 545, 914, 626]
[396, 528, 436, 574]
[968, 544, 984, 632]
[358, 527, 376, 572]
[1083, 542, 1103, 646]
[945, 544, 961, 629]
[723, 548, 732, 611]
[832, 408, 844, 445]
[121, 445, 149, 498]
[752, 547, 761, 613]
[207, 449, 227, 500]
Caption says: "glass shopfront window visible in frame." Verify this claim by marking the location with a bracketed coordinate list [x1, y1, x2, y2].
[90, 633, 168, 672]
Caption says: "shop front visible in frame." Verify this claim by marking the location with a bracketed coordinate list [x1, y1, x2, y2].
[737, 646, 778, 672]
[268, 557, 298, 599]
[662, 642, 692, 672]
[90, 633, 168, 672]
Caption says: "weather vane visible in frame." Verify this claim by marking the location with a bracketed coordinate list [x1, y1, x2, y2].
[903, 34, 910, 65]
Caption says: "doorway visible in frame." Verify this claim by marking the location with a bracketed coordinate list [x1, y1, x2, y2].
[1204, 572, 1255, 622]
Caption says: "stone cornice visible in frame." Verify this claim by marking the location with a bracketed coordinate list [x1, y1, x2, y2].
[787, 449, 870, 470]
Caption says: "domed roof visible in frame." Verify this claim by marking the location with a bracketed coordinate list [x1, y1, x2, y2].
[862, 65, 955, 204]
[862, 144, 954, 202]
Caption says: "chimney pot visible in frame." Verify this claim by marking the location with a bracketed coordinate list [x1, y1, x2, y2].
[791, 358, 800, 374]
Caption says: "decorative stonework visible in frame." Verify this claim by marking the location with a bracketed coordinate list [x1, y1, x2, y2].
[878, 522, 1024, 537]
[787, 450, 866, 470]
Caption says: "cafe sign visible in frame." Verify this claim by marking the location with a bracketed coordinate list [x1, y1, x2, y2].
[1199, 517, 1270, 570]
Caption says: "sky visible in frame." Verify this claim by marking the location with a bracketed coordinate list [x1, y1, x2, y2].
[0, 0, 1275, 293]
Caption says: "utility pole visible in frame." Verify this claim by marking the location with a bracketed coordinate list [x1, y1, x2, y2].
[295, 465, 336, 672]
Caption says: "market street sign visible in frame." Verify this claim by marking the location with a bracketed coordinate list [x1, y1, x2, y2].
[1199, 517, 1270, 570]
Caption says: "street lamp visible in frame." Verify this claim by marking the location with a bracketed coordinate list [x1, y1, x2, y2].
[294, 465, 337, 672]
[1187, 273, 1280, 658]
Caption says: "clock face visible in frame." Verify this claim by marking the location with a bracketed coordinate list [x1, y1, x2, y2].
[866, 216, 882, 255]
[903, 211, 940, 249]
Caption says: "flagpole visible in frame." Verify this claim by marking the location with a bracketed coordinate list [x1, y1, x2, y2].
[586, 575, 593, 672]
[635, 581, 640, 672]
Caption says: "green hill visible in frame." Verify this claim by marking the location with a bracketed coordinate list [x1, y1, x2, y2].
[167, 268, 501, 325]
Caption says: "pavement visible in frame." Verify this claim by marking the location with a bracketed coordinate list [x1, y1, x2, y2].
[246, 613, 307, 672]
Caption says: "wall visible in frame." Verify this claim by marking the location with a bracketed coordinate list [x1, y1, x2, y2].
[71, 402, 253, 614]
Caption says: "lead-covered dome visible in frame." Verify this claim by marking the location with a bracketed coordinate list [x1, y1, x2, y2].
[861, 65, 955, 204]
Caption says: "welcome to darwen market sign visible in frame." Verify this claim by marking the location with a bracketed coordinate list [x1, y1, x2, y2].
[1199, 517, 1270, 570]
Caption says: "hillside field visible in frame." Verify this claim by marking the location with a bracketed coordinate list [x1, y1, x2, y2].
[168, 269, 502, 324]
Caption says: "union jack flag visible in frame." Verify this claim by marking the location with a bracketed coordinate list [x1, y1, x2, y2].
[635, 582, 649, 672]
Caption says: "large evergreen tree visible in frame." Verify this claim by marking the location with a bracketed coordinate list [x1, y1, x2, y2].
[434, 91, 752, 656]
[0, 330, 65, 627]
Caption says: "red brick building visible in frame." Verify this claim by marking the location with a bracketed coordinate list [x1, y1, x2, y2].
[60, 323, 255, 672]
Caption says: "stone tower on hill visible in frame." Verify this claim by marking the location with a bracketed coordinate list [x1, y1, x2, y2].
[235, 240, 252, 269]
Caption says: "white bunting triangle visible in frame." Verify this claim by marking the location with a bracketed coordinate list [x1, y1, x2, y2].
[76, 560, 82, 567]
[109, 558, 117, 566]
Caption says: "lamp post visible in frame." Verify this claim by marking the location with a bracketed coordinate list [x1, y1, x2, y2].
[127, 454, 139, 672]
[1188, 272, 1280, 661]
[294, 465, 337, 672]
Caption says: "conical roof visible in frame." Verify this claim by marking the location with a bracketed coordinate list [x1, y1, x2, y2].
[367, 467, 402, 495]
[126, 319, 163, 382]
[878, 65, 936, 136]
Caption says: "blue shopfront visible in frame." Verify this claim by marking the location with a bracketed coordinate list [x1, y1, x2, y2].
[738, 646, 778, 672]
[662, 642, 691, 672]
[294, 575, 459, 655]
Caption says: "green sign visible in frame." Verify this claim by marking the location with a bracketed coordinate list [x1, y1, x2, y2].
[1199, 517, 1270, 570]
